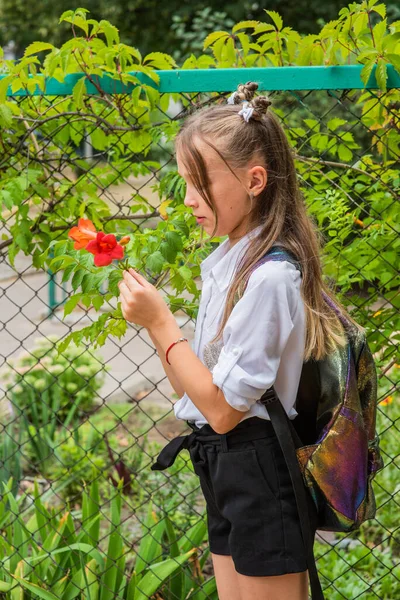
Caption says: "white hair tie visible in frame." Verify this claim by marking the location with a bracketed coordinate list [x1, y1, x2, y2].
[238, 101, 254, 123]
[227, 91, 239, 104]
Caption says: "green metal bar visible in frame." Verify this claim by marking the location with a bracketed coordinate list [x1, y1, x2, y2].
[2, 65, 399, 97]
[47, 248, 57, 317]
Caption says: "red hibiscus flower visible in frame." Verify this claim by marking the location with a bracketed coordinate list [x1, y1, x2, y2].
[68, 218, 97, 250]
[85, 231, 125, 267]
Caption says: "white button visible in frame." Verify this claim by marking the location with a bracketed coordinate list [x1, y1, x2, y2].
[233, 348, 239, 355]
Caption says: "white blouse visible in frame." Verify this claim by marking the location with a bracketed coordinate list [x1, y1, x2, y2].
[173, 224, 306, 429]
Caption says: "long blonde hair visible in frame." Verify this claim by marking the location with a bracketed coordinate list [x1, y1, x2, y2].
[175, 82, 354, 360]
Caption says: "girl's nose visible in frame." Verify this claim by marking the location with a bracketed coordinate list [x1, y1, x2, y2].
[183, 194, 197, 209]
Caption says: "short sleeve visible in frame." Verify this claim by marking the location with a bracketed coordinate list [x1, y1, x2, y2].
[212, 262, 301, 412]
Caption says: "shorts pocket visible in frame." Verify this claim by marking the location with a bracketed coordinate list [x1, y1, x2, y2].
[249, 443, 280, 502]
[214, 444, 279, 505]
[189, 447, 219, 512]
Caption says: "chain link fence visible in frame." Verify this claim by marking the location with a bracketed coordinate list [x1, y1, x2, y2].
[0, 67, 399, 599]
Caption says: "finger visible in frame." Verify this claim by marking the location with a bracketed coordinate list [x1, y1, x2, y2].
[122, 271, 142, 292]
[120, 297, 129, 319]
[128, 268, 151, 288]
[118, 281, 130, 296]
[119, 282, 135, 305]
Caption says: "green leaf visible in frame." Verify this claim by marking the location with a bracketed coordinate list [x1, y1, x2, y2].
[224, 37, 236, 64]
[160, 242, 177, 263]
[0, 104, 13, 128]
[236, 32, 250, 57]
[315, 134, 329, 150]
[81, 480, 101, 547]
[372, 3, 386, 19]
[164, 515, 180, 558]
[265, 10, 283, 31]
[59, 10, 74, 23]
[14, 231, 30, 252]
[311, 44, 324, 65]
[0, 75, 14, 103]
[337, 144, 353, 162]
[80, 294, 92, 308]
[61, 263, 76, 284]
[232, 21, 259, 33]
[108, 270, 122, 296]
[11, 561, 26, 599]
[47, 240, 66, 265]
[90, 127, 108, 150]
[353, 13, 369, 37]
[134, 550, 196, 600]
[386, 53, 400, 74]
[11, 577, 59, 600]
[49, 255, 76, 270]
[24, 42, 55, 57]
[0, 190, 14, 210]
[372, 18, 387, 48]
[357, 48, 379, 62]
[71, 269, 86, 291]
[327, 118, 347, 132]
[70, 15, 89, 35]
[92, 295, 104, 311]
[99, 490, 123, 600]
[72, 77, 87, 109]
[186, 576, 218, 599]
[134, 505, 165, 577]
[178, 266, 192, 282]
[360, 60, 376, 86]
[165, 231, 183, 252]
[142, 52, 177, 69]
[173, 220, 190, 237]
[203, 31, 229, 50]
[143, 84, 160, 111]
[304, 118, 320, 132]
[81, 273, 99, 293]
[59, 47, 71, 74]
[375, 59, 387, 92]
[253, 23, 275, 35]
[212, 36, 227, 62]
[297, 42, 313, 66]
[146, 251, 165, 274]
[100, 20, 120, 46]
[27, 543, 103, 567]
[83, 558, 99, 599]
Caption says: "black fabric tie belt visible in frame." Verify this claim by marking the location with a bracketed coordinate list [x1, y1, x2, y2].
[150, 417, 276, 471]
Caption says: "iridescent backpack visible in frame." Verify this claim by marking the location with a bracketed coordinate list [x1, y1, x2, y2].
[233, 245, 384, 600]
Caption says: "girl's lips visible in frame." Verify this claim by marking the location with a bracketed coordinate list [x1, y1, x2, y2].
[196, 217, 205, 223]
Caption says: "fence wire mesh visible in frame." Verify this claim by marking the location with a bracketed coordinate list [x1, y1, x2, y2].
[0, 74, 399, 599]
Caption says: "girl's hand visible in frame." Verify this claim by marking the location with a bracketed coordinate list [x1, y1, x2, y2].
[118, 268, 172, 330]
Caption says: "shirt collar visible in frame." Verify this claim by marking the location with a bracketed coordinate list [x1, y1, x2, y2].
[200, 224, 263, 293]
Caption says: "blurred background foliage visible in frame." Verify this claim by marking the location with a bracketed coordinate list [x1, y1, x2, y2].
[2, 0, 400, 60]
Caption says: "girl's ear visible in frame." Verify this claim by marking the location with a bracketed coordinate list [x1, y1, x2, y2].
[248, 165, 267, 196]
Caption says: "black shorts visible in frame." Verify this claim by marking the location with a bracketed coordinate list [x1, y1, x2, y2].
[188, 416, 314, 577]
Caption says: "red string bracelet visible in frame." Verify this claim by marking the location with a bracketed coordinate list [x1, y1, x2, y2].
[166, 337, 188, 365]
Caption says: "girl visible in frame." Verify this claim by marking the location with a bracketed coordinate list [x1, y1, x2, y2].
[118, 81, 346, 600]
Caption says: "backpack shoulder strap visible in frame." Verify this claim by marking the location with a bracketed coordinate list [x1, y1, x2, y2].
[258, 245, 302, 274]
[256, 249, 325, 597]
[233, 245, 302, 306]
